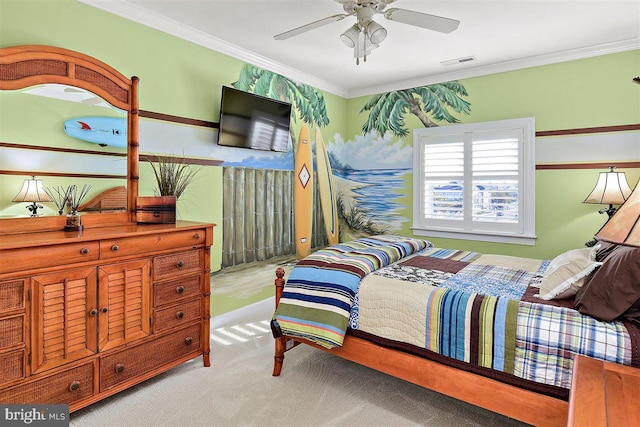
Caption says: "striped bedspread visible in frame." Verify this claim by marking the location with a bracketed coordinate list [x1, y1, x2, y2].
[352, 248, 636, 390]
[272, 235, 430, 348]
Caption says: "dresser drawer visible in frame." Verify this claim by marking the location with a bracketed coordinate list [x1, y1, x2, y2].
[100, 229, 206, 260]
[100, 323, 201, 391]
[154, 299, 201, 332]
[0, 350, 25, 386]
[154, 275, 201, 307]
[0, 315, 24, 350]
[0, 362, 94, 405]
[0, 242, 99, 275]
[0, 279, 25, 314]
[153, 250, 202, 281]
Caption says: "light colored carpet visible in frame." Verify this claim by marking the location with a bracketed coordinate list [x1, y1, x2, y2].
[70, 298, 528, 427]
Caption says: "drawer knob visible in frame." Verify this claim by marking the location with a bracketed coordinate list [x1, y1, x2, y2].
[111, 244, 119, 252]
[194, 233, 201, 240]
[184, 337, 193, 346]
[176, 261, 185, 268]
[115, 363, 125, 373]
[101, 307, 109, 313]
[176, 286, 185, 294]
[89, 309, 98, 316]
[176, 311, 184, 319]
[80, 247, 90, 255]
[69, 381, 81, 392]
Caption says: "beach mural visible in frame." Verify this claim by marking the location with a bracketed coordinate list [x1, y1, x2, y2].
[334, 83, 472, 238]
[221, 64, 471, 251]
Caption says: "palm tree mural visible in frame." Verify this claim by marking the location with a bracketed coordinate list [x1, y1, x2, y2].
[361, 81, 471, 137]
[329, 81, 471, 239]
[232, 64, 330, 146]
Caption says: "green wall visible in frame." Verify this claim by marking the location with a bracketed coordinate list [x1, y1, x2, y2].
[1, 1, 639, 310]
[346, 50, 640, 259]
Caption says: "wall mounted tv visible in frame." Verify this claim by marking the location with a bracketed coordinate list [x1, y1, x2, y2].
[217, 86, 292, 152]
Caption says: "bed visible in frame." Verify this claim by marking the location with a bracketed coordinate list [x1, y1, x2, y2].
[270, 235, 640, 426]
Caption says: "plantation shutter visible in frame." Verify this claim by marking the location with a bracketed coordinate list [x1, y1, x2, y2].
[414, 118, 535, 244]
[422, 137, 464, 220]
[471, 129, 522, 226]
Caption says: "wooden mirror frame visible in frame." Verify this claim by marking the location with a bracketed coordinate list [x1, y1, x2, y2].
[0, 45, 139, 235]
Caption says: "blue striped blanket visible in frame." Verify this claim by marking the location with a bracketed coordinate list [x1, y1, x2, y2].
[272, 235, 430, 348]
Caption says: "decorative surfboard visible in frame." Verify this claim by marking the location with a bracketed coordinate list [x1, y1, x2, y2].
[314, 129, 339, 246]
[63, 116, 127, 148]
[294, 125, 314, 259]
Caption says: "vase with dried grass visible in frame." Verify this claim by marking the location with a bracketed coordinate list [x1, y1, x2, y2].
[138, 154, 199, 224]
[149, 153, 199, 200]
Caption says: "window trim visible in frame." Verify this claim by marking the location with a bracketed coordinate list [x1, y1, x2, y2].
[412, 117, 536, 245]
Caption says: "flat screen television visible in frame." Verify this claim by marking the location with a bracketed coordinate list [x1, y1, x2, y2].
[217, 86, 292, 152]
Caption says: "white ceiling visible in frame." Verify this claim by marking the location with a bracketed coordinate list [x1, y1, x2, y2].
[80, 0, 640, 98]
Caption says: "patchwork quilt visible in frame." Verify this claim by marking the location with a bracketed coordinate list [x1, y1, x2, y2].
[272, 238, 639, 392]
[350, 247, 637, 390]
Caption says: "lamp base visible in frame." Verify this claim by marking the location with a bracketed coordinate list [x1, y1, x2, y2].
[26, 202, 43, 217]
[598, 204, 618, 217]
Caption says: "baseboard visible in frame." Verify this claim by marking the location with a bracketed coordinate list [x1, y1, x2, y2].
[210, 297, 275, 328]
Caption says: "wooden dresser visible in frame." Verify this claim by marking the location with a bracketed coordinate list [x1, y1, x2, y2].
[0, 221, 214, 411]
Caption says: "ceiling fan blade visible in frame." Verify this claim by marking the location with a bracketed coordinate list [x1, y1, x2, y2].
[274, 14, 348, 40]
[384, 8, 459, 33]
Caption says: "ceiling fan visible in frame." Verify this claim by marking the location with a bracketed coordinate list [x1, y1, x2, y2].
[274, 0, 460, 64]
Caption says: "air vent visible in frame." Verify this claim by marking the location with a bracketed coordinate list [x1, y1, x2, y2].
[441, 56, 477, 66]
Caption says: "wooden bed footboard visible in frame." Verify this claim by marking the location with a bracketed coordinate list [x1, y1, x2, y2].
[272, 267, 569, 427]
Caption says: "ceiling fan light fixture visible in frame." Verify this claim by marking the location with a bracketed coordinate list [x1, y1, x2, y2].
[340, 24, 360, 48]
[367, 21, 387, 44]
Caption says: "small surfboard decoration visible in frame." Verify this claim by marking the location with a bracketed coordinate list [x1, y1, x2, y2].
[294, 125, 314, 260]
[314, 129, 339, 246]
[63, 116, 127, 148]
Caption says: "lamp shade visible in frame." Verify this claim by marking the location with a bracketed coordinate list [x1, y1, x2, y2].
[596, 178, 640, 246]
[367, 21, 387, 44]
[340, 25, 360, 48]
[584, 167, 632, 205]
[12, 177, 53, 203]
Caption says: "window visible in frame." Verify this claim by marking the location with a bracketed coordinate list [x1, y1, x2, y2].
[413, 118, 536, 245]
[248, 111, 289, 151]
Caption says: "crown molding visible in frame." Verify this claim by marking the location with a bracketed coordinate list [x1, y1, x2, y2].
[349, 37, 640, 98]
[78, 0, 348, 97]
[80, 1, 639, 99]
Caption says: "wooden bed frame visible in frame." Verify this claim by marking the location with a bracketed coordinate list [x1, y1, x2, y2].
[272, 267, 569, 427]
[78, 186, 127, 212]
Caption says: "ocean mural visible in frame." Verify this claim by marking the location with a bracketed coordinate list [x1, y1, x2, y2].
[329, 132, 412, 235]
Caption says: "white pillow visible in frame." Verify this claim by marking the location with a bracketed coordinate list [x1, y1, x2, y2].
[536, 245, 602, 300]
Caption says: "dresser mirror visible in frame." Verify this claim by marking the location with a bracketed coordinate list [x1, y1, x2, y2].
[0, 45, 139, 235]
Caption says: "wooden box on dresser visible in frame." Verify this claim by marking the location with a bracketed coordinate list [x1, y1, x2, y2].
[0, 221, 214, 411]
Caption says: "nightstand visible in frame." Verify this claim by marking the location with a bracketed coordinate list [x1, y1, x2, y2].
[568, 355, 640, 426]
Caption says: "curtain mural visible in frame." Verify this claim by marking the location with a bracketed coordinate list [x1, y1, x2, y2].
[222, 166, 327, 268]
